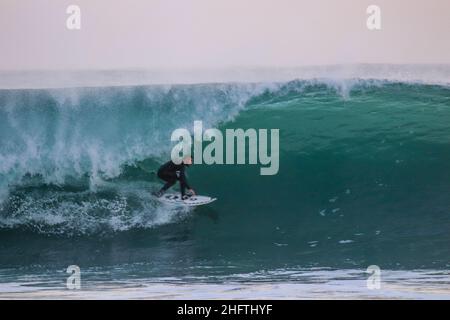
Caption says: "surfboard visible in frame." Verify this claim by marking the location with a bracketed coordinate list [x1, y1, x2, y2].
[157, 193, 217, 206]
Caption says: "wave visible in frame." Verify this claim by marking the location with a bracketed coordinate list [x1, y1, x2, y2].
[0, 78, 450, 248]
[0, 78, 405, 195]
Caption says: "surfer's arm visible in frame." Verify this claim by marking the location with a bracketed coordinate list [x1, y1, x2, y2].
[180, 169, 191, 189]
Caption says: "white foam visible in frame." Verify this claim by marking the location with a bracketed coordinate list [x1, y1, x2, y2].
[0, 268, 448, 299]
[0, 182, 193, 235]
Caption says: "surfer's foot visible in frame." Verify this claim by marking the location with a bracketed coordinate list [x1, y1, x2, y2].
[182, 195, 191, 200]
[152, 190, 164, 198]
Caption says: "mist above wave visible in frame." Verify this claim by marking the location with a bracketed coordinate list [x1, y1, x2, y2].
[0, 64, 449, 90]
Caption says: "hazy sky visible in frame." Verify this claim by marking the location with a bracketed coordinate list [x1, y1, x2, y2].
[1, 0, 449, 70]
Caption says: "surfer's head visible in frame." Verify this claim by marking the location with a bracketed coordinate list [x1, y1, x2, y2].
[182, 156, 193, 166]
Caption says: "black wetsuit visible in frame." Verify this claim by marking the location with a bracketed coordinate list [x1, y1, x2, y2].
[157, 161, 191, 196]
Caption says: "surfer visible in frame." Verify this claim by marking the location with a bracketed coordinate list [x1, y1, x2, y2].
[152, 156, 196, 199]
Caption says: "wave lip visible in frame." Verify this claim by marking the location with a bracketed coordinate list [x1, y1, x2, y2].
[0, 64, 449, 89]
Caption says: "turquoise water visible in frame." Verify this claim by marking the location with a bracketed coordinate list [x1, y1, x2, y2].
[0, 79, 449, 292]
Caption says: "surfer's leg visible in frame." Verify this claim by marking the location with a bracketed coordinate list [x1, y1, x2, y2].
[153, 171, 177, 197]
[153, 179, 176, 198]
[161, 179, 176, 192]
[159, 172, 177, 192]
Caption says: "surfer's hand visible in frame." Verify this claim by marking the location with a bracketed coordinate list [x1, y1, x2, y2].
[188, 189, 196, 196]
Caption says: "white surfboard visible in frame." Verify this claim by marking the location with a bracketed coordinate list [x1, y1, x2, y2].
[158, 193, 217, 206]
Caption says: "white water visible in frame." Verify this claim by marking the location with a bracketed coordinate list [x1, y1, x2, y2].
[0, 269, 449, 299]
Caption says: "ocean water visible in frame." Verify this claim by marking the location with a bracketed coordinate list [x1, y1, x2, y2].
[0, 69, 449, 299]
